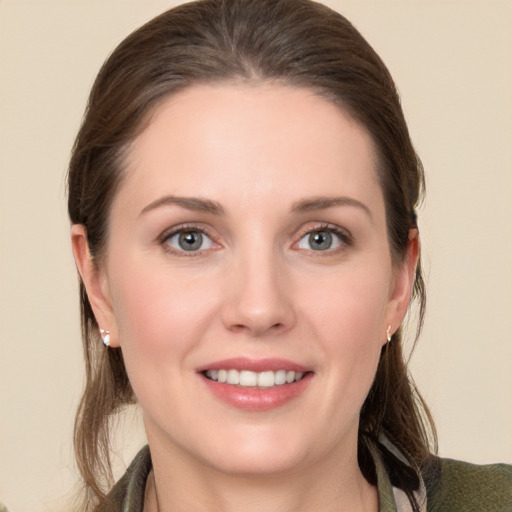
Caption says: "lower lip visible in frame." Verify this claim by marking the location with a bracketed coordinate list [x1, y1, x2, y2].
[200, 373, 313, 411]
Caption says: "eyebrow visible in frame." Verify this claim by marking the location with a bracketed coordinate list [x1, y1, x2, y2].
[139, 195, 225, 216]
[291, 196, 372, 219]
[139, 194, 371, 219]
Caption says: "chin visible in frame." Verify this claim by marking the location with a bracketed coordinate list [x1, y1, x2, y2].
[208, 450, 305, 478]
[195, 426, 317, 477]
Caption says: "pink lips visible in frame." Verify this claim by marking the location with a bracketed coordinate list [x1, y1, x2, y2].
[197, 357, 309, 374]
[197, 357, 313, 412]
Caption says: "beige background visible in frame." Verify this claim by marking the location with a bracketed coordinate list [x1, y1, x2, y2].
[1, 0, 511, 510]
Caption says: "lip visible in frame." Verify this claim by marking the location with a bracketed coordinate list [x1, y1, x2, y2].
[196, 357, 309, 373]
[197, 357, 313, 412]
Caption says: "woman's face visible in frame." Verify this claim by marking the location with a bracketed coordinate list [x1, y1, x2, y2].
[79, 84, 416, 477]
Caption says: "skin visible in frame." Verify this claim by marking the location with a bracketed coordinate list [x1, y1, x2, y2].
[72, 84, 419, 512]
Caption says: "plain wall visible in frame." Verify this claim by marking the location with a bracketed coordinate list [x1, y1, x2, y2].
[1, 1, 511, 510]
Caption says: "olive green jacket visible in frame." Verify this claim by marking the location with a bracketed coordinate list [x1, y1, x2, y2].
[97, 445, 512, 512]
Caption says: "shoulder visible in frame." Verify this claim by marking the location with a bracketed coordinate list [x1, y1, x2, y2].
[422, 456, 512, 511]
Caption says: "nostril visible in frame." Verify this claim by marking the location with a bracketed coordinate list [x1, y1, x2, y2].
[228, 321, 285, 335]
[230, 324, 246, 333]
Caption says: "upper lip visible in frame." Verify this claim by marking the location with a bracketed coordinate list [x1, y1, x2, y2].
[196, 357, 310, 373]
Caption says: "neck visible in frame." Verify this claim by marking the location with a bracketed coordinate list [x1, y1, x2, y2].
[144, 437, 378, 512]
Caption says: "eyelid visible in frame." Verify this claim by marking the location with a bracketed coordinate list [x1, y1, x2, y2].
[157, 221, 351, 256]
[293, 222, 353, 251]
[158, 223, 220, 255]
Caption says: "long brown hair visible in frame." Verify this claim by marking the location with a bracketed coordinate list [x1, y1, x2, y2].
[68, 0, 436, 508]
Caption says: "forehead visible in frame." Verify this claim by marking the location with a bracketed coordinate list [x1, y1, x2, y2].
[119, 83, 382, 214]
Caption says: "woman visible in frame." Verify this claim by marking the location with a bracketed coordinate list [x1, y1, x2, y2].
[68, 0, 512, 511]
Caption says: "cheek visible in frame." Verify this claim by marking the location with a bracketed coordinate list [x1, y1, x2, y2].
[109, 260, 220, 361]
[107, 261, 225, 417]
[301, 267, 390, 388]
[304, 265, 390, 343]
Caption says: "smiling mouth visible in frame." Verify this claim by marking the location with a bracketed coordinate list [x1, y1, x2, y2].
[203, 369, 306, 388]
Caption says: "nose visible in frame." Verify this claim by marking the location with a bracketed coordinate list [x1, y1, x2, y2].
[221, 247, 296, 337]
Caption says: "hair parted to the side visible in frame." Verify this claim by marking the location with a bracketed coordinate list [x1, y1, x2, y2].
[67, 0, 436, 509]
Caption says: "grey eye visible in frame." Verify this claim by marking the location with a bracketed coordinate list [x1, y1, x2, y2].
[297, 229, 342, 251]
[166, 230, 213, 252]
[309, 231, 332, 251]
[179, 231, 203, 251]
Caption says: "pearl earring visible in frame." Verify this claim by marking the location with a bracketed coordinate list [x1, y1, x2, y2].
[386, 325, 392, 343]
[100, 328, 111, 347]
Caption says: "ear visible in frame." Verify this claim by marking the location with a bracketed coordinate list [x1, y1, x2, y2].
[384, 229, 420, 341]
[70, 224, 120, 347]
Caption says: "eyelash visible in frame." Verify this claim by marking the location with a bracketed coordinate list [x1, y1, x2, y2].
[159, 223, 218, 257]
[294, 223, 353, 254]
[158, 222, 352, 256]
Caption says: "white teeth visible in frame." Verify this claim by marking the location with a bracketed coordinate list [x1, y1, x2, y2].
[257, 371, 275, 387]
[274, 369, 287, 385]
[239, 370, 257, 386]
[227, 369, 240, 385]
[205, 368, 306, 387]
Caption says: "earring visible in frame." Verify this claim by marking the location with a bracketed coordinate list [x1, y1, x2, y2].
[386, 325, 392, 343]
[100, 328, 111, 347]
